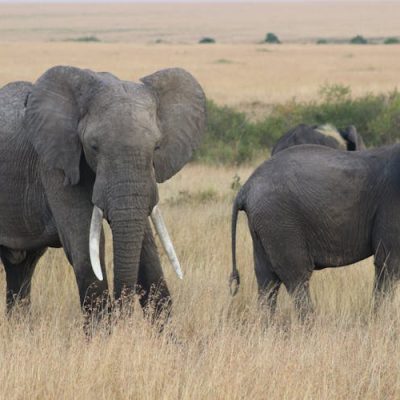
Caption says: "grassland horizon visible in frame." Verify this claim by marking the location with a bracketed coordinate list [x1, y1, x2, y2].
[0, 2, 399, 43]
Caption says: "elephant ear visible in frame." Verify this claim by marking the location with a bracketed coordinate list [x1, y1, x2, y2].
[340, 125, 366, 151]
[24, 66, 97, 185]
[140, 68, 207, 183]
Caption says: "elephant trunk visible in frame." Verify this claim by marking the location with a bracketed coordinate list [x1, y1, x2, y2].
[89, 204, 183, 283]
[108, 180, 149, 300]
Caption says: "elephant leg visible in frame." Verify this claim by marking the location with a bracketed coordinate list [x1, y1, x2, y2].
[0, 246, 46, 314]
[251, 230, 281, 315]
[42, 170, 110, 328]
[286, 280, 313, 322]
[63, 228, 110, 324]
[373, 243, 399, 310]
[137, 222, 172, 325]
[373, 262, 393, 309]
[265, 230, 314, 321]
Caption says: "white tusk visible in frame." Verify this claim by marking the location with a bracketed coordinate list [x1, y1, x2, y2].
[150, 205, 183, 279]
[89, 206, 104, 281]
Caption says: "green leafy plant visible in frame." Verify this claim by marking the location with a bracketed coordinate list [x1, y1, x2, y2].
[350, 35, 368, 44]
[230, 174, 242, 192]
[194, 87, 400, 165]
[199, 37, 216, 44]
[264, 33, 281, 44]
[69, 36, 100, 42]
[384, 37, 400, 45]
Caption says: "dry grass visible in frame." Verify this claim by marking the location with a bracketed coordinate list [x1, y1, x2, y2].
[1, 164, 400, 399]
[0, 2, 399, 43]
[1, 2, 400, 112]
[1, 42, 400, 112]
[1, 3, 400, 398]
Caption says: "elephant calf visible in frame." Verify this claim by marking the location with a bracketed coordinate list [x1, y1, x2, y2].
[271, 123, 365, 155]
[230, 143, 400, 319]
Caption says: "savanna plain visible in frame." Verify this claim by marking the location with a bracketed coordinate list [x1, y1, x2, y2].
[1, 2, 400, 399]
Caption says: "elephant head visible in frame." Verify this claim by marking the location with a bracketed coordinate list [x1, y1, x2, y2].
[271, 123, 365, 155]
[338, 125, 366, 151]
[24, 66, 206, 298]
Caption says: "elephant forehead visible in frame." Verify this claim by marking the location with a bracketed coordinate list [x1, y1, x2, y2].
[85, 102, 160, 146]
[93, 83, 157, 118]
[121, 81, 157, 108]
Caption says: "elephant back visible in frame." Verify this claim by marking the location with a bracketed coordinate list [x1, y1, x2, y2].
[0, 81, 32, 135]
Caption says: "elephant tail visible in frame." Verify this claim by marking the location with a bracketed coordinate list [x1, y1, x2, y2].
[230, 189, 245, 296]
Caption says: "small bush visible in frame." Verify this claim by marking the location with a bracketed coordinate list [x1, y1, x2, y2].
[199, 37, 216, 44]
[214, 59, 233, 64]
[367, 90, 400, 145]
[264, 32, 281, 44]
[384, 37, 400, 45]
[69, 36, 100, 42]
[165, 189, 219, 206]
[195, 86, 400, 165]
[230, 174, 242, 193]
[316, 39, 328, 44]
[195, 100, 260, 164]
[350, 35, 368, 44]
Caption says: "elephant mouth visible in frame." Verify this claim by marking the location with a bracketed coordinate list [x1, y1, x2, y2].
[88, 204, 183, 282]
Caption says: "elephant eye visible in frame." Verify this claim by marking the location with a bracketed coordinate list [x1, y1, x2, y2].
[91, 143, 99, 152]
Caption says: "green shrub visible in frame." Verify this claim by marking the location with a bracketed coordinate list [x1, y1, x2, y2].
[214, 59, 233, 64]
[199, 37, 216, 44]
[316, 39, 328, 44]
[384, 37, 400, 45]
[367, 90, 400, 145]
[194, 87, 400, 165]
[264, 33, 281, 44]
[69, 36, 100, 42]
[350, 35, 368, 44]
[230, 174, 242, 193]
[165, 189, 219, 206]
[195, 100, 260, 164]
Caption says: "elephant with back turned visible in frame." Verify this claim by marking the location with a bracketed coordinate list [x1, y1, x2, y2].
[0, 66, 206, 323]
[230, 141, 400, 320]
[271, 123, 365, 155]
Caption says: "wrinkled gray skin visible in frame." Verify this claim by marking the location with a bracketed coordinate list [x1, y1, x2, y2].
[231, 144, 400, 319]
[0, 66, 206, 325]
[271, 124, 366, 155]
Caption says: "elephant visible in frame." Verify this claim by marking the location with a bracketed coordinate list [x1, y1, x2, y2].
[0, 66, 206, 325]
[271, 123, 366, 155]
[230, 143, 400, 319]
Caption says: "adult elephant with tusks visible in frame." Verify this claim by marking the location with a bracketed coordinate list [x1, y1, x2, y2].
[271, 123, 366, 155]
[0, 65, 206, 328]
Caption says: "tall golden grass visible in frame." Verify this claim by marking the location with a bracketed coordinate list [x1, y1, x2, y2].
[1, 164, 399, 399]
[1, 42, 400, 114]
[2, 3, 400, 398]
